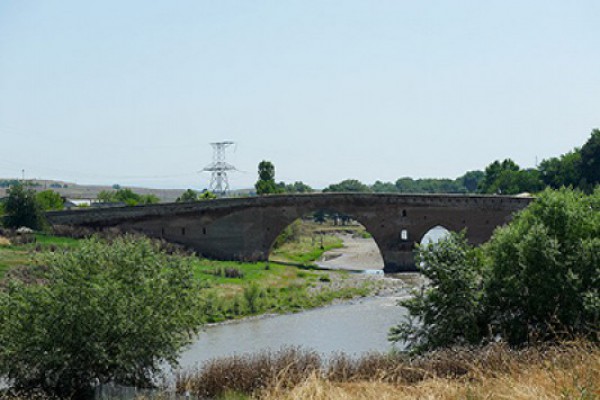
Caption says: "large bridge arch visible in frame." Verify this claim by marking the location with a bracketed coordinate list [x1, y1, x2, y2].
[46, 193, 533, 273]
[255, 207, 388, 266]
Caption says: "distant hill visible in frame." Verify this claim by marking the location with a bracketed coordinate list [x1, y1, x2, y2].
[0, 179, 252, 202]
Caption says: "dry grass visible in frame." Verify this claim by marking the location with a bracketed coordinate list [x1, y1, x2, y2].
[176, 347, 322, 398]
[177, 341, 599, 400]
[262, 342, 599, 400]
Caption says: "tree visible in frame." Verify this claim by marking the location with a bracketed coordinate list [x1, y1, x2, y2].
[459, 170, 485, 192]
[199, 190, 217, 200]
[0, 236, 202, 398]
[539, 150, 582, 189]
[371, 180, 398, 193]
[139, 194, 160, 205]
[36, 190, 64, 211]
[313, 210, 326, 224]
[284, 181, 314, 193]
[323, 179, 371, 193]
[479, 159, 519, 193]
[479, 159, 543, 194]
[3, 184, 45, 230]
[579, 129, 600, 190]
[97, 190, 116, 203]
[97, 188, 159, 206]
[114, 188, 142, 206]
[391, 188, 600, 351]
[389, 232, 487, 352]
[255, 161, 282, 195]
[393, 177, 468, 193]
[485, 188, 600, 344]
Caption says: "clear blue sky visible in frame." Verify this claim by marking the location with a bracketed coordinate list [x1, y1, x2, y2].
[1, 1, 598, 189]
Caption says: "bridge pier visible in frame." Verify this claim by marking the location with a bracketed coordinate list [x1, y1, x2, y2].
[382, 249, 418, 273]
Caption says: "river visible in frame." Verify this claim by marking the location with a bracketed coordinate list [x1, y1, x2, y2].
[177, 292, 410, 370]
[174, 228, 446, 370]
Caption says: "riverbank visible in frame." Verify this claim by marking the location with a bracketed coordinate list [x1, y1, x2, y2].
[316, 233, 384, 271]
[175, 340, 599, 399]
[0, 232, 400, 324]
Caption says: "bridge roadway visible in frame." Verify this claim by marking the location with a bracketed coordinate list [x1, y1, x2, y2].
[46, 193, 533, 273]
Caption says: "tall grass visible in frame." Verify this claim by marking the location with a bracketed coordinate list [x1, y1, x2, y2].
[176, 347, 321, 398]
[176, 340, 599, 399]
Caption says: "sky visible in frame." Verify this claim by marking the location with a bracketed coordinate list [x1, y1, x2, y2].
[0, 1, 599, 190]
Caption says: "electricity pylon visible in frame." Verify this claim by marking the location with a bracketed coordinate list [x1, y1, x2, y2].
[202, 141, 236, 196]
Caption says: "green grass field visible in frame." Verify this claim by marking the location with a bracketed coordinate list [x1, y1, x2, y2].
[0, 233, 80, 278]
[0, 231, 373, 322]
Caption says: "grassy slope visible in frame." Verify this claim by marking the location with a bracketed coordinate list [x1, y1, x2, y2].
[268, 220, 369, 265]
[269, 235, 343, 265]
[0, 234, 79, 278]
[0, 233, 373, 323]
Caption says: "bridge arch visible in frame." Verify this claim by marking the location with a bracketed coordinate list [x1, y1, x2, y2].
[413, 220, 463, 246]
[420, 225, 451, 245]
[266, 210, 385, 270]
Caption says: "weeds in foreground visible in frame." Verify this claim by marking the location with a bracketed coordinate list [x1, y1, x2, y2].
[176, 340, 599, 400]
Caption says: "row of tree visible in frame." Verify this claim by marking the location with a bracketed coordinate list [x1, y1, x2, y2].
[97, 188, 160, 206]
[0, 186, 64, 230]
[254, 160, 314, 195]
[316, 129, 599, 195]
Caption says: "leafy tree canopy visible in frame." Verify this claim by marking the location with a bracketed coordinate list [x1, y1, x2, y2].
[35, 190, 64, 211]
[580, 128, 600, 189]
[97, 188, 160, 206]
[460, 170, 485, 192]
[177, 189, 199, 202]
[255, 161, 282, 195]
[283, 181, 314, 194]
[258, 160, 275, 182]
[199, 190, 217, 200]
[0, 235, 202, 398]
[391, 188, 600, 352]
[323, 179, 371, 193]
[3, 184, 45, 230]
[371, 180, 397, 193]
[479, 159, 544, 194]
[539, 150, 582, 189]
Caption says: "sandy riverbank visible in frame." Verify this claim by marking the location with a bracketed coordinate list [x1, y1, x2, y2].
[315, 233, 384, 271]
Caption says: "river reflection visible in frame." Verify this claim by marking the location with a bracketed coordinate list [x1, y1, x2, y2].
[177, 294, 409, 371]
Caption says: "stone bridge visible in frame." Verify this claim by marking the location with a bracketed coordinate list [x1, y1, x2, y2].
[46, 193, 533, 273]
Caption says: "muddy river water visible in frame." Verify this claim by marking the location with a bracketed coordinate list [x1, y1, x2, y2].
[177, 292, 410, 370]
[174, 230, 446, 370]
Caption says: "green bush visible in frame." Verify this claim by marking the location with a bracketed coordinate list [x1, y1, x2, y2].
[389, 232, 486, 352]
[0, 235, 202, 398]
[3, 184, 45, 230]
[485, 187, 600, 344]
[35, 190, 64, 211]
[391, 188, 600, 352]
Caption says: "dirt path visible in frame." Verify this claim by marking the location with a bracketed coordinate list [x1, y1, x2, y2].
[316, 234, 384, 271]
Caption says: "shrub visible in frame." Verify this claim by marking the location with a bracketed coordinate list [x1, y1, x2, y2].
[35, 190, 64, 211]
[391, 188, 600, 352]
[389, 232, 487, 352]
[0, 235, 202, 398]
[243, 283, 263, 314]
[485, 187, 600, 344]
